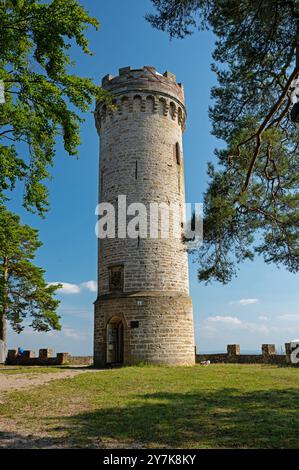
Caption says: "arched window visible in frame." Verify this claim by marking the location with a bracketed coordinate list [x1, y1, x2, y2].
[146, 95, 155, 112]
[175, 142, 181, 165]
[170, 101, 176, 119]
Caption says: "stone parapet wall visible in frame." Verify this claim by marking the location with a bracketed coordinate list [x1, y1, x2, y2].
[196, 344, 293, 365]
[196, 353, 286, 365]
[6, 349, 93, 366]
[96, 66, 186, 132]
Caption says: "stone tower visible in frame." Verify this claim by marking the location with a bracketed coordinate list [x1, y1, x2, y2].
[94, 66, 195, 367]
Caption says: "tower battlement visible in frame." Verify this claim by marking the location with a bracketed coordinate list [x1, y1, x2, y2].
[101, 65, 184, 97]
[95, 66, 186, 133]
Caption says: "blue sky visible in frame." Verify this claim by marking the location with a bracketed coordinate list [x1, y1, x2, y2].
[7, 0, 299, 355]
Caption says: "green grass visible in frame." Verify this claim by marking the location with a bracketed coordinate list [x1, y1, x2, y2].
[0, 364, 298, 448]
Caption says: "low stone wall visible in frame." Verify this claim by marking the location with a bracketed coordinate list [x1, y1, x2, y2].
[68, 356, 93, 366]
[196, 353, 286, 364]
[6, 349, 93, 366]
[196, 344, 292, 365]
[6, 343, 297, 367]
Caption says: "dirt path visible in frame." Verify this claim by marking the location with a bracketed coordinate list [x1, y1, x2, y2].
[0, 368, 102, 448]
[0, 369, 89, 395]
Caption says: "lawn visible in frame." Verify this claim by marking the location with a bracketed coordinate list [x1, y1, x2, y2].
[0, 364, 298, 448]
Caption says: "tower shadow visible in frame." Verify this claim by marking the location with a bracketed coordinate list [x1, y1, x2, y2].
[53, 387, 299, 448]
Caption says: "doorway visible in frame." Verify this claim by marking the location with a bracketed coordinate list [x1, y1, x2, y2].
[106, 317, 124, 365]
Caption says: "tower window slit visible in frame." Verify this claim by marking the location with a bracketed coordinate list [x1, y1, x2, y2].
[175, 142, 181, 165]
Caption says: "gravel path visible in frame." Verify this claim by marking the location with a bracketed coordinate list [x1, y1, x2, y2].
[0, 368, 103, 448]
[0, 369, 89, 395]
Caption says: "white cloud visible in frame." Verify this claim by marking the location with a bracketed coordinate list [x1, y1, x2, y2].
[48, 282, 81, 294]
[63, 328, 86, 340]
[48, 280, 98, 295]
[8, 325, 87, 342]
[206, 315, 242, 326]
[229, 298, 259, 306]
[258, 316, 269, 321]
[203, 315, 270, 335]
[59, 307, 92, 319]
[202, 313, 299, 341]
[81, 280, 97, 293]
[278, 314, 299, 322]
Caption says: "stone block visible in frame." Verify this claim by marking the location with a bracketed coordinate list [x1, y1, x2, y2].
[56, 352, 71, 364]
[119, 66, 131, 75]
[39, 348, 53, 359]
[163, 71, 176, 81]
[23, 350, 35, 358]
[227, 344, 240, 356]
[262, 344, 276, 356]
[7, 349, 17, 361]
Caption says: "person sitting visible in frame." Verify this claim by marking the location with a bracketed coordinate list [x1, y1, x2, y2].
[17, 347, 25, 359]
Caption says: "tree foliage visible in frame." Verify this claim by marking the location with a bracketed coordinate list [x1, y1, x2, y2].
[147, 0, 299, 283]
[0, 205, 61, 353]
[0, 0, 109, 216]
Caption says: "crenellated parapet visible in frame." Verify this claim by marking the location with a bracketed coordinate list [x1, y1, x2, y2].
[95, 66, 186, 133]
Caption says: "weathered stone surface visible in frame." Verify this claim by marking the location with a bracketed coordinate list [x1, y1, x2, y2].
[196, 344, 289, 365]
[23, 350, 35, 358]
[6, 352, 93, 366]
[39, 348, 53, 359]
[196, 353, 286, 365]
[94, 293, 194, 367]
[7, 349, 17, 361]
[56, 352, 70, 364]
[262, 344, 276, 356]
[94, 66, 195, 366]
[227, 344, 240, 356]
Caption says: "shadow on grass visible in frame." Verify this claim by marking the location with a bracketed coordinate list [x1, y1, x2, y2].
[1, 387, 298, 448]
[61, 387, 299, 448]
[0, 431, 63, 449]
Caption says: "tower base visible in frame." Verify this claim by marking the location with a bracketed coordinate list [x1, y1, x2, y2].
[94, 292, 195, 367]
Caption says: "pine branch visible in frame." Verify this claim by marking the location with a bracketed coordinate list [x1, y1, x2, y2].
[240, 67, 298, 194]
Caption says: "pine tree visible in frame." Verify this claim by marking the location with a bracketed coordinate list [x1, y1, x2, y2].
[0, 206, 61, 363]
[147, 0, 299, 282]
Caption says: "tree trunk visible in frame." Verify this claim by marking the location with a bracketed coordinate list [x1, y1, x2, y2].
[0, 257, 8, 364]
[0, 313, 7, 364]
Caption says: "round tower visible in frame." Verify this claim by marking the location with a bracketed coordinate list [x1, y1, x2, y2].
[94, 66, 195, 366]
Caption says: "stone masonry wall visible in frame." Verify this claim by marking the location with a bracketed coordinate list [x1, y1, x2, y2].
[95, 69, 189, 295]
[94, 293, 194, 367]
[94, 67, 195, 367]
